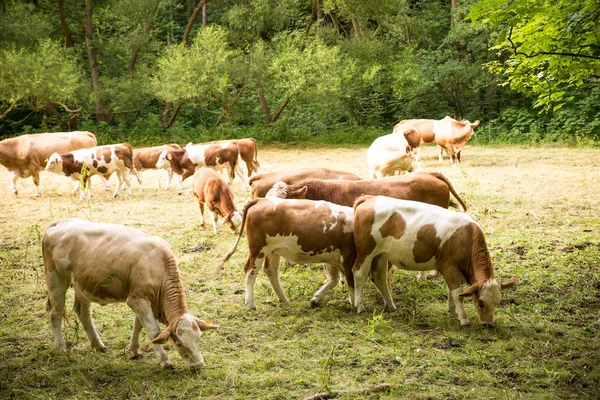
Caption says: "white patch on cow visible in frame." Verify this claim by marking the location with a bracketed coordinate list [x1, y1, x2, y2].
[156, 150, 169, 169]
[263, 234, 343, 265]
[479, 280, 502, 307]
[369, 196, 472, 271]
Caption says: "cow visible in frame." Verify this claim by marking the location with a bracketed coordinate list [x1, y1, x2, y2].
[45, 143, 138, 200]
[366, 127, 421, 178]
[156, 142, 250, 193]
[213, 198, 357, 310]
[394, 117, 480, 166]
[208, 138, 260, 177]
[351, 195, 518, 326]
[193, 167, 242, 234]
[250, 168, 362, 199]
[265, 172, 467, 212]
[0, 131, 97, 196]
[42, 218, 218, 369]
[133, 144, 181, 191]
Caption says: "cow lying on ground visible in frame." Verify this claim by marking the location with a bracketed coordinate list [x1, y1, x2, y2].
[0, 131, 97, 196]
[45, 143, 138, 200]
[367, 127, 421, 177]
[394, 117, 480, 166]
[156, 142, 250, 193]
[209, 138, 260, 177]
[250, 167, 362, 199]
[266, 172, 467, 212]
[133, 144, 181, 190]
[43, 218, 218, 369]
[351, 195, 518, 325]
[193, 168, 242, 234]
[214, 198, 357, 309]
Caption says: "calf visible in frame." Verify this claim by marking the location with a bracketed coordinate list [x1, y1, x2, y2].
[209, 138, 260, 177]
[193, 167, 242, 234]
[266, 172, 467, 212]
[0, 131, 97, 196]
[43, 218, 218, 369]
[351, 195, 518, 325]
[250, 167, 362, 199]
[366, 127, 421, 178]
[45, 143, 138, 200]
[133, 144, 181, 190]
[214, 198, 357, 309]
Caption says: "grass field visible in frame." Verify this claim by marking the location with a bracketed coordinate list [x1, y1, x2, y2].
[1, 144, 599, 399]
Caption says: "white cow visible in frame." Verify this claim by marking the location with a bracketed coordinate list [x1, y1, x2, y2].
[366, 127, 421, 178]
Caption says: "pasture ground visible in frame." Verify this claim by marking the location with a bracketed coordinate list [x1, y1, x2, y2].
[0, 145, 599, 399]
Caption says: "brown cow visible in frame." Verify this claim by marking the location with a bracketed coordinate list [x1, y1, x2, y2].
[208, 138, 260, 177]
[43, 218, 218, 369]
[267, 172, 467, 212]
[193, 168, 242, 234]
[133, 144, 181, 191]
[351, 195, 518, 325]
[250, 167, 362, 199]
[45, 143, 138, 200]
[0, 131, 97, 196]
[394, 117, 480, 166]
[214, 198, 357, 309]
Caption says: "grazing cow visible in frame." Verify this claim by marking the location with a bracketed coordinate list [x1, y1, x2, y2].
[0, 131, 97, 196]
[45, 143, 138, 200]
[366, 127, 421, 178]
[43, 218, 218, 369]
[133, 144, 181, 191]
[266, 172, 467, 212]
[214, 198, 357, 309]
[156, 142, 250, 193]
[209, 138, 260, 177]
[394, 116, 480, 166]
[193, 167, 242, 234]
[351, 195, 518, 325]
[250, 168, 362, 199]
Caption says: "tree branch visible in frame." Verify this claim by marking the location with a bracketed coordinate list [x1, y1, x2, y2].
[128, 0, 160, 75]
[182, 0, 205, 46]
[507, 26, 600, 60]
[0, 101, 19, 121]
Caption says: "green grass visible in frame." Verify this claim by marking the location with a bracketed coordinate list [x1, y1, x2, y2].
[1, 145, 599, 399]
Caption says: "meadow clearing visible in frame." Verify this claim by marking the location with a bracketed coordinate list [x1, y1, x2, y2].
[0, 144, 599, 399]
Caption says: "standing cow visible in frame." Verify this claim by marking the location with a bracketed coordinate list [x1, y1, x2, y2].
[394, 116, 480, 166]
[208, 138, 260, 177]
[43, 218, 218, 369]
[366, 127, 421, 178]
[133, 144, 181, 191]
[0, 131, 97, 196]
[351, 195, 518, 325]
[193, 167, 242, 234]
[45, 143, 138, 200]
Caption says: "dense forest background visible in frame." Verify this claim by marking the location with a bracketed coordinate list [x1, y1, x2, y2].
[1, 0, 599, 145]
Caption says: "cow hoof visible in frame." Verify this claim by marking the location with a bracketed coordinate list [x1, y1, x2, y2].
[160, 360, 174, 369]
[93, 345, 107, 353]
[459, 320, 471, 326]
[310, 299, 320, 308]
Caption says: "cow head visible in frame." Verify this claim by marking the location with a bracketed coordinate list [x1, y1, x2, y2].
[402, 127, 421, 150]
[266, 181, 288, 198]
[45, 153, 64, 174]
[459, 277, 519, 325]
[223, 210, 243, 232]
[156, 150, 170, 169]
[151, 313, 218, 370]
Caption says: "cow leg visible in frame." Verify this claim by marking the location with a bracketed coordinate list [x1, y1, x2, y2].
[32, 171, 41, 197]
[353, 255, 375, 314]
[113, 171, 124, 198]
[310, 265, 340, 308]
[127, 298, 172, 367]
[164, 169, 174, 190]
[99, 175, 111, 191]
[234, 163, 251, 191]
[177, 171, 194, 194]
[8, 171, 19, 195]
[127, 316, 144, 359]
[136, 170, 144, 191]
[45, 270, 70, 353]
[73, 290, 106, 351]
[198, 202, 206, 227]
[414, 147, 422, 171]
[440, 268, 470, 326]
[263, 254, 289, 304]
[244, 254, 263, 310]
[371, 256, 396, 311]
[123, 169, 132, 197]
[79, 177, 91, 201]
[210, 209, 219, 234]
[438, 145, 445, 163]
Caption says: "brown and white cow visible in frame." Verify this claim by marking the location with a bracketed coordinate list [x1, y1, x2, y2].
[351, 195, 518, 325]
[193, 167, 242, 234]
[266, 172, 467, 212]
[394, 116, 480, 166]
[156, 142, 250, 193]
[250, 168, 362, 199]
[0, 131, 97, 196]
[214, 198, 357, 309]
[208, 138, 260, 177]
[43, 218, 218, 369]
[366, 127, 421, 178]
[133, 144, 181, 191]
[45, 143, 138, 200]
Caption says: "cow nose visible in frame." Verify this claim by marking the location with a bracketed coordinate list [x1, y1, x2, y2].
[188, 361, 205, 372]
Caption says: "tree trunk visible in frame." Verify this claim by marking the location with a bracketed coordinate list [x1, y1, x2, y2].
[257, 88, 289, 125]
[202, 2, 207, 28]
[57, 0, 71, 48]
[182, 0, 205, 46]
[44, 102, 68, 130]
[84, 0, 105, 123]
[166, 99, 189, 128]
[128, 0, 160, 75]
[450, 0, 458, 25]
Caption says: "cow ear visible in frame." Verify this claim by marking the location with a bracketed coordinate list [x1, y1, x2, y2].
[298, 186, 308, 199]
[459, 281, 485, 297]
[167, 153, 172, 160]
[500, 276, 519, 290]
[195, 318, 219, 331]
[151, 328, 171, 344]
[471, 120, 480, 128]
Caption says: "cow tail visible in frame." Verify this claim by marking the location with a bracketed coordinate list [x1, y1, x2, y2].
[250, 138, 260, 169]
[212, 198, 260, 278]
[122, 142, 139, 178]
[430, 172, 467, 212]
[352, 194, 372, 212]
